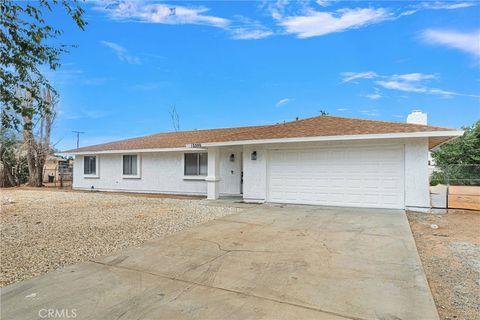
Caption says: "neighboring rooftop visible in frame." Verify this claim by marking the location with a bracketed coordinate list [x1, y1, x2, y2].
[64, 115, 460, 153]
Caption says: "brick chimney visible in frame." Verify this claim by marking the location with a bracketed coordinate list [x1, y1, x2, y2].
[407, 110, 427, 125]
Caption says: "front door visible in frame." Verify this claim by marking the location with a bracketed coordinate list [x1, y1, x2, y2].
[219, 150, 242, 195]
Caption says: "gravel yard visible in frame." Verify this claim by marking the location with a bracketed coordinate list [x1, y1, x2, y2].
[0, 189, 241, 287]
[407, 210, 480, 320]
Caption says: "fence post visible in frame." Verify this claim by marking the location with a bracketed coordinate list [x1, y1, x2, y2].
[445, 165, 450, 209]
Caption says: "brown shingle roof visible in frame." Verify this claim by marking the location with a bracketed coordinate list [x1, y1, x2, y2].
[64, 115, 458, 153]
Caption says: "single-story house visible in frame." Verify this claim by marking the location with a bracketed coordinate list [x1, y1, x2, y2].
[63, 113, 462, 211]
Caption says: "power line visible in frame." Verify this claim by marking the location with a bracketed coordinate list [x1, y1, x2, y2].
[72, 131, 85, 148]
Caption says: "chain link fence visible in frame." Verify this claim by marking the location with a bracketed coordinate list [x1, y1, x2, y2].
[430, 164, 480, 186]
[430, 164, 480, 210]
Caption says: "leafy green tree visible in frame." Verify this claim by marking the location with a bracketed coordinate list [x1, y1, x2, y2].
[0, 0, 86, 128]
[431, 120, 480, 185]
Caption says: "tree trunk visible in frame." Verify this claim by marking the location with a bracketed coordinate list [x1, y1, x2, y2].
[23, 113, 42, 187]
[21, 88, 55, 187]
[0, 162, 17, 187]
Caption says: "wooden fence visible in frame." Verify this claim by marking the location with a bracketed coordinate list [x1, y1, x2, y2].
[448, 186, 480, 211]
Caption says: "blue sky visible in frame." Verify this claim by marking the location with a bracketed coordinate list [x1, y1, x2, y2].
[46, 1, 480, 150]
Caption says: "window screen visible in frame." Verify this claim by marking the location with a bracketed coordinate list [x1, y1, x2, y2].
[184, 153, 208, 176]
[123, 155, 138, 175]
[84, 156, 96, 175]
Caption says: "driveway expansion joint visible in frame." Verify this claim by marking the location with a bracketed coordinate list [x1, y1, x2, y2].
[90, 260, 367, 320]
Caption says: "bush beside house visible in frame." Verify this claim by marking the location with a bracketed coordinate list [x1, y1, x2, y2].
[430, 120, 480, 186]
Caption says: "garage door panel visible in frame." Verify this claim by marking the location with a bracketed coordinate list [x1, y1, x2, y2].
[267, 146, 405, 209]
[382, 179, 399, 189]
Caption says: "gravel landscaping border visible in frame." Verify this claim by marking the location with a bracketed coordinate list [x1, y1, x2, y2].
[407, 210, 480, 320]
[1, 189, 242, 286]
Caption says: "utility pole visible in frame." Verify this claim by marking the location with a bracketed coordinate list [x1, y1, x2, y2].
[72, 131, 85, 148]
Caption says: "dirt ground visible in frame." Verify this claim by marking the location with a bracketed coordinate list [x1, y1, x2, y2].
[407, 210, 480, 320]
[0, 189, 240, 287]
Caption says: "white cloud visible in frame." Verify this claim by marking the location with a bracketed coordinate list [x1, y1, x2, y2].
[101, 1, 229, 28]
[364, 93, 383, 100]
[375, 80, 426, 93]
[421, 29, 480, 58]
[391, 73, 437, 82]
[266, 0, 295, 21]
[100, 40, 141, 64]
[280, 8, 390, 38]
[315, 0, 332, 7]
[342, 70, 480, 99]
[398, 2, 476, 17]
[229, 16, 273, 40]
[276, 98, 292, 107]
[230, 28, 273, 40]
[95, 1, 478, 43]
[270, 1, 476, 39]
[99, 1, 273, 40]
[398, 9, 418, 17]
[375, 80, 479, 98]
[336, 108, 349, 111]
[341, 71, 377, 83]
[343, 72, 436, 83]
[419, 2, 476, 10]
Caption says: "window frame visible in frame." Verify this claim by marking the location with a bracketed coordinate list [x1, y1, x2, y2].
[122, 154, 141, 179]
[183, 152, 208, 178]
[83, 155, 99, 178]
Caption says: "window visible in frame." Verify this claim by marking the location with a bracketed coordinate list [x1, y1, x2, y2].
[184, 153, 207, 176]
[84, 156, 97, 175]
[123, 155, 138, 176]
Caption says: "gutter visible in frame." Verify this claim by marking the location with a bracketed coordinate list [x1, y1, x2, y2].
[200, 131, 464, 147]
[58, 147, 207, 156]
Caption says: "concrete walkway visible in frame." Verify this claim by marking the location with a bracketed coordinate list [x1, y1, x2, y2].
[1, 204, 439, 320]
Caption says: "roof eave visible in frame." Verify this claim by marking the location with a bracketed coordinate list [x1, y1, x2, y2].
[60, 130, 463, 154]
[58, 147, 207, 156]
[200, 130, 464, 147]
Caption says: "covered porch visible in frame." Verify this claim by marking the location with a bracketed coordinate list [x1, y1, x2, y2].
[206, 146, 244, 200]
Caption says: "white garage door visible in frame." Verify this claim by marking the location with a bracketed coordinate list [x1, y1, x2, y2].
[267, 145, 405, 209]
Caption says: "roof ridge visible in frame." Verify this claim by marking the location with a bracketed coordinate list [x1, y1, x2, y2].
[123, 123, 269, 140]
[293, 114, 454, 130]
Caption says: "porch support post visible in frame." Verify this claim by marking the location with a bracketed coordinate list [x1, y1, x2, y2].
[206, 147, 220, 200]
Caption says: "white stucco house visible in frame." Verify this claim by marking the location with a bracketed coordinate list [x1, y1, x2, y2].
[64, 114, 462, 211]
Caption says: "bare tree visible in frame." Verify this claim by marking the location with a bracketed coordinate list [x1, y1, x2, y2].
[20, 88, 57, 187]
[169, 104, 180, 132]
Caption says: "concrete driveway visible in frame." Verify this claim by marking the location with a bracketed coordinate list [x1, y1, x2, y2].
[1, 204, 438, 320]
